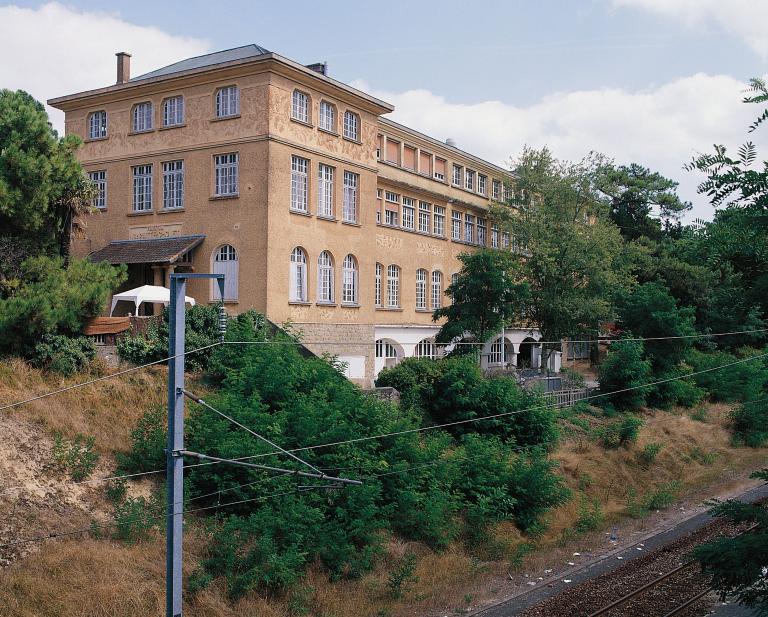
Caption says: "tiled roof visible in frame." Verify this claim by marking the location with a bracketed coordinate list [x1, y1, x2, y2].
[88, 235, 205, 265]
[133, 44, 270, 81]
[83, 317, 131, 336]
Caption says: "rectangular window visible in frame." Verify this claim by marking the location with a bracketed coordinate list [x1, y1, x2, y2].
[464, 213, 475, 243]
[342, 171, 358, 223]
[418, 201, 431, 233]
[503, 184, 513, 202]
[465, 169, 475, 191]
[385, 191, 399, 203]
[216, 86, 239, 118]
[132, 102, 153, 132]
[434, 158, 446, 181]
[88, 111, 107, 139]
[385, 139, 400, 164]
[318, 163, 334, 217]
[290, 155, 309, 212]
[402, 197, 415, 230]
[451, 211, 462, 240]
[478, 174, 487, 195]
[491, 224, 499, 248]
[477, 217, 487, 246]
[419, 151, 432, 176]
[433, 206, 445, 236]
[163, 96, 184, 127]
[492, 179, 502, 200]
[385, 208, 398, 226]
[502, 231, 510, 249]
[162, 160, 184, 209]
[403, 146, 416, 170]
[387, 265, 400, 307]
[88, 170, 106, 209]
[375, 263, 382, 306]
[416, 270, 427, 310]
[319, 101, 335, 131]
[292, 90, 309, 123]
[214, 153, 238, 196]
[343, 111, 359, 140]
[431, 271, 442, 310]
[452, 164, 462, 186]
[132, 165, 152, 211]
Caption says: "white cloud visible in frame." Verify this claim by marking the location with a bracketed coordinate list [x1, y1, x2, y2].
[355, 73, 762, 221]
[0, 2, 210, 132]
[611, 0, 768, 59]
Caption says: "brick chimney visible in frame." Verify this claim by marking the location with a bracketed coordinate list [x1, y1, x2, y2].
[116, 52, 131, 84]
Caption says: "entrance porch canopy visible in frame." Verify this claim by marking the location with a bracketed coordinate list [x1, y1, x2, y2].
[109, 285, 196, 316]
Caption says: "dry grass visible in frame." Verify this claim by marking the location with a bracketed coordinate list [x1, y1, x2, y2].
[1, 360, 766, 617]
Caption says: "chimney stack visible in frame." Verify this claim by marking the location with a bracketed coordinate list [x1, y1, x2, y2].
[116, 52, 131, 84]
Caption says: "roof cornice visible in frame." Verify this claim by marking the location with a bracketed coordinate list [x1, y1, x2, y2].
[48, 53, 394, 115]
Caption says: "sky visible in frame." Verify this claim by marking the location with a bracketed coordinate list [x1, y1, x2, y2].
[1, 0, 766, 221]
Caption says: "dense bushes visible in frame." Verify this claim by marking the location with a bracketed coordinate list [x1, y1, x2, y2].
[376, 356, 559, 448]
[31, 333, 96, 376]
[687, 348, 768, 403]
[731, 399, 768, 447]
[597, 340, 652, 409]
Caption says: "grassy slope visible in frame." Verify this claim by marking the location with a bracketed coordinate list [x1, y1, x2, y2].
[0, 360, 765, 617]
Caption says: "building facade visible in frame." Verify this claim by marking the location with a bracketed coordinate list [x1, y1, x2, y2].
[49, 45, 543, 386]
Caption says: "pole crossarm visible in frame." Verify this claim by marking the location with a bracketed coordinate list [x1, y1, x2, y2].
[181, 450, 363, 486]
[181, 389, 324, 476]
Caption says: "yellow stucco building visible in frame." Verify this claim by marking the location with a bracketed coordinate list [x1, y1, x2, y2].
[49, 45, 543, 385]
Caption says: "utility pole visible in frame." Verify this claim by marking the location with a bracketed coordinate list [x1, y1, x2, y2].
[166, 273, 224, 617]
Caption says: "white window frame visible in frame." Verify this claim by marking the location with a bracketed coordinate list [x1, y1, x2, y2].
[162, 96, 184, 127]
[132, 102, 153, 133]
[478, 174, 487, 196]
[214, 153, 239, 197]
[319, 100, 335, 132]
[418, 201, 431, 234]
[402, 197, 415, 230]
[132, 164, 152, 211]
[464, 213, 475, 243]
[433, 206, 445, 236]
[375, 262, 382, 307]
[431, 270, 442, 309]
[451, 211, 462, 240]
[477, 217, 487, 246]
[492, 179, 501, 200]
[416, 269, 427, 310]
[342, 254, 359, 304]
[88, 111, 107, 139]
[318, 163, 334, 218]
[88, 170, 107, 209]
[343, 110, 359, 141]
[317, 250, 335, 303]
[387, 264, 400, 308]
[491, 224, 499, 248]
[291, 155, 309, 212]
[162, 160, 184, 210]
[385, 209, 398, 227]
[290, 247, 308, 303]
[452, 164, 462, 186]
[465, 169, 475, 191]
[216, 86, 239, 118]
[292, 90, 310, 123]
[342, 171, 358, 223]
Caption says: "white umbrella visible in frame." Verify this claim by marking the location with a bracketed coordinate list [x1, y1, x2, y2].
[109, 285, 196, 316]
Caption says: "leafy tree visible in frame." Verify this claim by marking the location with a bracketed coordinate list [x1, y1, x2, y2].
[433, 249, 529, 346]
[731, 398, 768, 447]
[597, 340, 653, 410]
[693, 469, 768, 614]
[492, 147, 631, 367]
[597, 163, 691, 241]
[0, 89, 95, 287]
[0, 256, 125, 357]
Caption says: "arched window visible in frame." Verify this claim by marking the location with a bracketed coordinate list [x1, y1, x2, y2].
[317, 251, 335, 303]
[88, 110, 107, 139]
[212, 244, 238, 301]
[343, 110, 359, 140]
[292, 90, 310, 123]
[289, 247, 308, 302]
[216, 86, 239, 118]
[431, 271, 443, 309]
[319, 100, 336, 132]
[387, 264, 400, 307]
[413, 339, 433, 359]
[375, 339, 399, 359]
[451, 273, 459, 287]
[375, 262, 382, 307]
[415, 269, 427, 310]
[489, 338, 504, 364]
[132, 102, 153, 132]
[342, 254, 358, 304]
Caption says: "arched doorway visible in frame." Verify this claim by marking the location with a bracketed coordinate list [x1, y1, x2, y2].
[518, 337, 537, 369]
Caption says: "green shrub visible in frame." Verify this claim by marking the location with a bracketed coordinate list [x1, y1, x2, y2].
[598, 340, 652, 410]
[31, 334, 96, 376]
[113, 494, 161, 543]
[639, 442, 663, 466]
[287, 585, 315, 616]
[687, 349, 768, 402]
[576, 495, 604, 533]
[598, 415, 644, 449]
[690, 406, 709, 422]
[387, 553, 419, 599]
[688, 447, 718, 466]
[116, 406, 166, 474]
[51, 431, 99, 481]
[648, 365, 705, 409]
[731, 398, 768, 447]
[644, 481, 680, 510]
